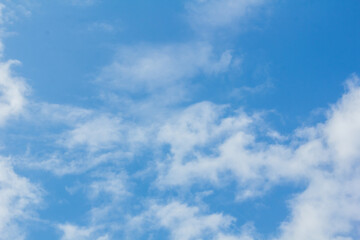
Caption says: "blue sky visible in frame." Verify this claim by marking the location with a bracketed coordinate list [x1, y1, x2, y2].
[0, 0, 360, 239]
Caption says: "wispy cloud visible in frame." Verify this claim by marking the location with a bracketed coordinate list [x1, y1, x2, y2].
[88, 22, 117, 33]
[186, 0, 268, 35]
[88, 171, 129, 201]
[66, 0, 98, 7]
[0, 1, 359, 239]
[128, 201, 241, 240]
[99, 42, 232, 94]
[58, 223, 108, 240]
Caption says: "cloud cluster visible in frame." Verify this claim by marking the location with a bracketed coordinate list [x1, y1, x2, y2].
[1, 0, 359, 239]
[0, 9, 40, 238]
[154, 75, 360, 239]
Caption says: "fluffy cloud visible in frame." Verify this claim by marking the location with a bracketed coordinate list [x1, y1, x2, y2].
[58, 115, 123, 152]
[277, 173, 360, 240]
[0, 158, 41, 240]
[1, 1, 358, 239]
[160, 102, 254, 151]
[47, 76, 360, 239]
[0, 60, 29, 126]
[155, 75, 360, 239]
[275, 76, 360, 240]
[129, 201, 243, 240]
[58, 224, 108, 240]
[324, 76, 360, 162]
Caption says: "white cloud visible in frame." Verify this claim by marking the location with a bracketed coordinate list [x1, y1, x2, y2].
[30, 102, 92, 125]
[1, 2, 357, 239]
[275, 75, 360, 240]
[88, 171, 128, 201]
[0, 2, 32, 56]
[276, 172, 360, 240]
[24, 149, 127, 176]
[0, 4, 42, 239]
[186, 0, 267, 33]
[17, 100, 154, 176]
[13, 103, 124, 175]
[66, 0, 98, 7]
[129, 201, 244, 240]
[0, 60, 28, 126]
[58, 224, 95, 240]
[58, 223, 110, 240]
[324, 75, 360, 162]
[98, 42, 232, 93]
[0, 4, 6, 56]
[0, 3, 5, 24]
[156, 96, 327, 193]
[157, 101, 253, 162]
[88, 22, 116, 32]
[0, 157, 41, 240]
[155, 75, 360, 239]
[0, 2, 30, 26]
[215, 223, 257, 240]
[18, 103, 146, 176]
[58, 115, 123, 152]
[96, 235, 110, 240]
